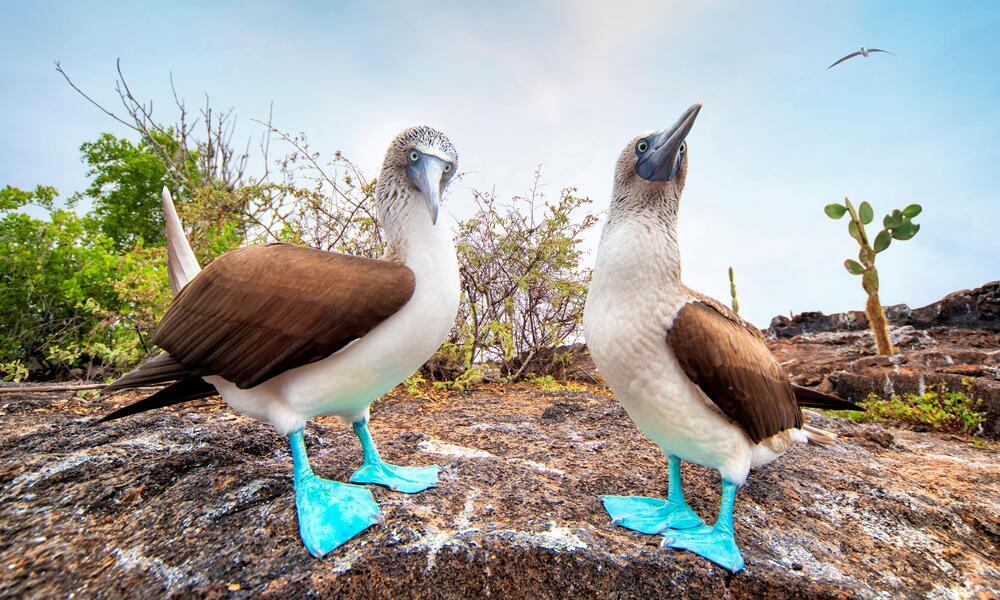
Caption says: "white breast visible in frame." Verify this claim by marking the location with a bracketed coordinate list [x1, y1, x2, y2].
[209, 218, 460, 435]
[583, 219, 759, 484]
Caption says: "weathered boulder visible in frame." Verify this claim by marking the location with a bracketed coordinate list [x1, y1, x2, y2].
[767, 325, 1000, 439]
[1, 384, 997, 598]
[768, 281, 999, 338]
[760, 282, 1000, 439]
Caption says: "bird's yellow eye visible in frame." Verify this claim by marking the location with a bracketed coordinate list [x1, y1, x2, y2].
[409, 150, 420, 162]
[636, 140, 649, 153]
[443, 163, 452, 173]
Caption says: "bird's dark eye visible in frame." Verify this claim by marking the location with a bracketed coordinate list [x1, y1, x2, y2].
[408, 150, 420, 162]
[443, 163, 452, 173]
[680, 141, 687, 154]
[636, 140, 649, 154]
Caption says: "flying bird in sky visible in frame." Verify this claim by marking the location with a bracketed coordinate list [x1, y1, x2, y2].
[828, 46, 894, 69]
[583, 104, 860, 572]
[101, 126, 461, 557]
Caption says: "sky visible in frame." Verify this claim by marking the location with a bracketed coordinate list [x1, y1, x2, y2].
[1, 0, 998, 327]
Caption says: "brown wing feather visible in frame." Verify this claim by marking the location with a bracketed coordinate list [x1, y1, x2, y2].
[667, 299, 802, 444]
[153, 243, 415, 389]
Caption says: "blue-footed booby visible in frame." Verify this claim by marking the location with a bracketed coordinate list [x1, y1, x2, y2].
[828, 47, 894, 69]
[583, 105, 859, 572]
[102, 126, 461, 557]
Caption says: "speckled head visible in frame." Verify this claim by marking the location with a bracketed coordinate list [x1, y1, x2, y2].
[378, 126, 458, 226]
[612, 104, 701, 216]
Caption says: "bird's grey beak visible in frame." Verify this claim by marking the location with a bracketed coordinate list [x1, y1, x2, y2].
[636, 103, 702, 182]
[406, 153, 449, 225]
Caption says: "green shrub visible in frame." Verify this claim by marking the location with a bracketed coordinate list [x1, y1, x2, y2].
[836, 380, 985, 435]
[0, 186, 171, 379]
[444, 169, 597, 381]
[527, 374, 584, 392]
[74, 132, 178, 251]
[0, 360, 29, 383]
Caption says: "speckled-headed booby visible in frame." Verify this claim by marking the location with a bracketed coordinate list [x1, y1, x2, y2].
[583, 105, 859, 571]
[102, 126, 461, 557]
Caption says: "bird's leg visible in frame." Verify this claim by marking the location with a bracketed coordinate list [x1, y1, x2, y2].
[661, 478, 745, 572]
[288, 428, 380, 558]
[600, 455, 705, 535]
[348, 417, 439, 494]
[665, 455, 705, 528]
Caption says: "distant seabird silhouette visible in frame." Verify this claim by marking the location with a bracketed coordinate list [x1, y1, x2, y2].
[828, 47, 894, 69]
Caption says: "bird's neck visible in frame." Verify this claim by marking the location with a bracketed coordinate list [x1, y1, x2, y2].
[602, 187, 683, 283]
[378, 185, 456, 277]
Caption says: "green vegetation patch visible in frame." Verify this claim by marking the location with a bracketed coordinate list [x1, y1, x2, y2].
[826, 380, 985, 436]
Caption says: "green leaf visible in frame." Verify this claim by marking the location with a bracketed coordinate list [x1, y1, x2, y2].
[873, 230, 892, 253]
[902, 204, 922, 218]
[859, 201, 874, 224]
[844, 259, 865, 275]
[824, 203, 847, 219]
[862, 269, 879, 294]
[848, 220, 861, 241]
[884, 213, 903, 229]
[892, 223, 920, 240]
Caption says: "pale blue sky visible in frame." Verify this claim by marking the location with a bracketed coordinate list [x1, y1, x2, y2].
[1, 1, 997, 326]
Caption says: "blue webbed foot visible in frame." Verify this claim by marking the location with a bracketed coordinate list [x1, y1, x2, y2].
[661, 523, 745, 573]
[289, 429, 380, 557]
[350, 461, 440, 494]
[601, 495, 704, 533]
[295, 473, 381, 558]
[661, 478, 745, 573]
[350, 418, 438, 494]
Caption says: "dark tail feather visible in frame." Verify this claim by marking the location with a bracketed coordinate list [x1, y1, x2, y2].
[98, 376, 218, 423]
[103, 353, 196, 394]
[793, 384, 863, 411]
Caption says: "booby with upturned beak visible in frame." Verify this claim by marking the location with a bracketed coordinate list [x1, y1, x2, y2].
[583, 105, 858, 571]
[102, 126, 461, 557]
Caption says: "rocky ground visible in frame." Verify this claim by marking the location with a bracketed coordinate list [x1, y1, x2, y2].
[1, 381, 997, 599]
[767, 282, 999, 439]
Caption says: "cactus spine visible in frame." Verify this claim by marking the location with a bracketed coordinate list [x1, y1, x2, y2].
[728, 266, 740, 314]
[824, 198, 922, 356]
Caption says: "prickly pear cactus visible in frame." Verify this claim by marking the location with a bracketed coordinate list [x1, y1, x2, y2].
[728, 266, 740, 315]
[824, 198, 922, 355]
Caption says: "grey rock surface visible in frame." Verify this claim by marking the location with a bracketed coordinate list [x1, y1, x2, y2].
[1, 384, 997, 598]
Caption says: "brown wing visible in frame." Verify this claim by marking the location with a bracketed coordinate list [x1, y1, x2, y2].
[153, 243, 415, 389]
[667, 299, 802, 443]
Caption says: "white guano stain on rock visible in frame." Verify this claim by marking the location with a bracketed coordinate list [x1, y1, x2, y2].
[510, 524, 588, 552]
[112, 547, 205, 593]
[418, 439, 564, 476]
[10, 454, 92, 488]
[10, 432, 205, 490]
[418, 440, 493, 460]
[515, 459, 565, 476]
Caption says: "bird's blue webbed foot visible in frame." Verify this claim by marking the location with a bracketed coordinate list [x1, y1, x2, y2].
[351, 461, 440, 494]
[661, 479, 745, 573]
[348, 419, 439, 494]
[290, 429, 380, 557]
[601, 495, 703, 533]
[601, 455, 704, 533]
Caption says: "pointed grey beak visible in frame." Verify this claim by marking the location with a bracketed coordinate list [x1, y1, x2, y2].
[406, 153, 449, 224]
[636, 103, 701, 182]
